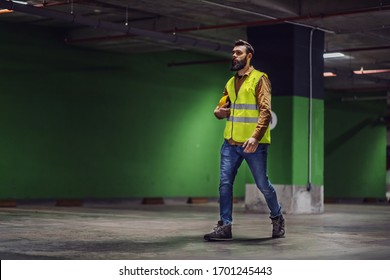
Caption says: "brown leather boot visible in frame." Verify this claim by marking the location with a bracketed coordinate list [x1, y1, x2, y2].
[271, 215, 285, 238]
[204, 221, 232, 241]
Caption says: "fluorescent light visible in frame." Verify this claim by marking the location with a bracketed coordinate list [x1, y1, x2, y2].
[323, 52, 345, 59]
[0, 9, 13, 14]
[353, 67, 390, 75]
[323, 72, 337, 77]
[11, 1, 28, 5]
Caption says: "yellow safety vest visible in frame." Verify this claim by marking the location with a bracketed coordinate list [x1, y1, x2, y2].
[223, 69, 271, 144]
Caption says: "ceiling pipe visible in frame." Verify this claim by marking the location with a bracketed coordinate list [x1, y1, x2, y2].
[329, 85, 390, 92]
[167, 58, 229, 67]
[65, 2, 390, 45]
[4, 0, 390, 55]
[328, 68, 390, 88]
[0, 0, 232, 53]
[201, 0, 334, 33]
[327, 45, 390, 53]
[168, 3, 390, 34]
[33, 0, 83, 8]
[341, 96, 388, 102]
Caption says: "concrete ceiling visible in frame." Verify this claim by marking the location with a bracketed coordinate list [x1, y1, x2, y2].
[1, 0, 390, 91]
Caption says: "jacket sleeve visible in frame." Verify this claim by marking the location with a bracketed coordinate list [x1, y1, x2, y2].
[251, 75, 272, 141]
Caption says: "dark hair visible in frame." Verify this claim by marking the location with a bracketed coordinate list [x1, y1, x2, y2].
[234, 39, 254, 55]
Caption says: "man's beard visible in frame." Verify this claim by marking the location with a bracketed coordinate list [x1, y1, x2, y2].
[231, 56, 247, 71]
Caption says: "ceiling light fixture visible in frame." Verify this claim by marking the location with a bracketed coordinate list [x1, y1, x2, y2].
[323, 52, 345, 59]
[201, 0, 334, 33]
[10, 0, 28, 5]
[323, 72, 337, 77]
[0, 9, 13, 14]
[353, 67, 390, 75]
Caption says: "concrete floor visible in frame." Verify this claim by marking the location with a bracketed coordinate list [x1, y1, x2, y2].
[0, 202, 389, 260]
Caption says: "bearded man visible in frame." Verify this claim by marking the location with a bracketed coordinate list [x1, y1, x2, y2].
[204, 40, 285, 241]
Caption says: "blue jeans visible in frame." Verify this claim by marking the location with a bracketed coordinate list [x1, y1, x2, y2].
[219, 140, 282, 225]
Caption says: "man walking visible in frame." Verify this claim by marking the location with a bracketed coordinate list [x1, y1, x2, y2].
[204, 40, 285, 241]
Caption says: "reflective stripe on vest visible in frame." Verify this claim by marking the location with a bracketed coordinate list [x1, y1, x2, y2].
[227, 116, 258, 123]
[223, 69, 271, 144]
[232, 104, 258, 110]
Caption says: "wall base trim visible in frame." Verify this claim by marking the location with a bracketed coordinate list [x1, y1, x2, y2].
[245, 184, 324, 214]
[56, 199, 83, 207]
[0, 200, 17, 207]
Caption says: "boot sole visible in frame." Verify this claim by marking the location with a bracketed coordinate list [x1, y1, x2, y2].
[204, 237, 233, 241]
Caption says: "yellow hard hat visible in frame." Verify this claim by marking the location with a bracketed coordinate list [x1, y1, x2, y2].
[218, 95, 230, 107]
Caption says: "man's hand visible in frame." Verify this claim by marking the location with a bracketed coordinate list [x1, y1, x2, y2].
[214, 102, 231, 119]
[243, 137, 259, 153]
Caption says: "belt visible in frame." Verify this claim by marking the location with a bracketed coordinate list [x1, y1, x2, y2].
[227, 139, 244, 146]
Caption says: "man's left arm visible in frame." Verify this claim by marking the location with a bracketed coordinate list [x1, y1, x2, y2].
[243, 75, 272, 153]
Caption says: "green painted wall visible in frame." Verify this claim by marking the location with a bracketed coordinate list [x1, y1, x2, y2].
[324, 91, 387, 198]
[10, 22, 387, 201]
[1, 23, 250, 199]
[0, 22, 326, 199]
[247, 96, 324, 186]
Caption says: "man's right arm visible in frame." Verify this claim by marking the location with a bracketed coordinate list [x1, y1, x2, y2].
[214, 90, 231, 119]
[214, 103, 230, 119]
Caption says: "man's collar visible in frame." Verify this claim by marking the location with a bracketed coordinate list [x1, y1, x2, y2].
[236, 66, 254, 77]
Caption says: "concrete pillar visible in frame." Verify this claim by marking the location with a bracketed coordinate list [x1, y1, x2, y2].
[245, 24, 325, 214]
